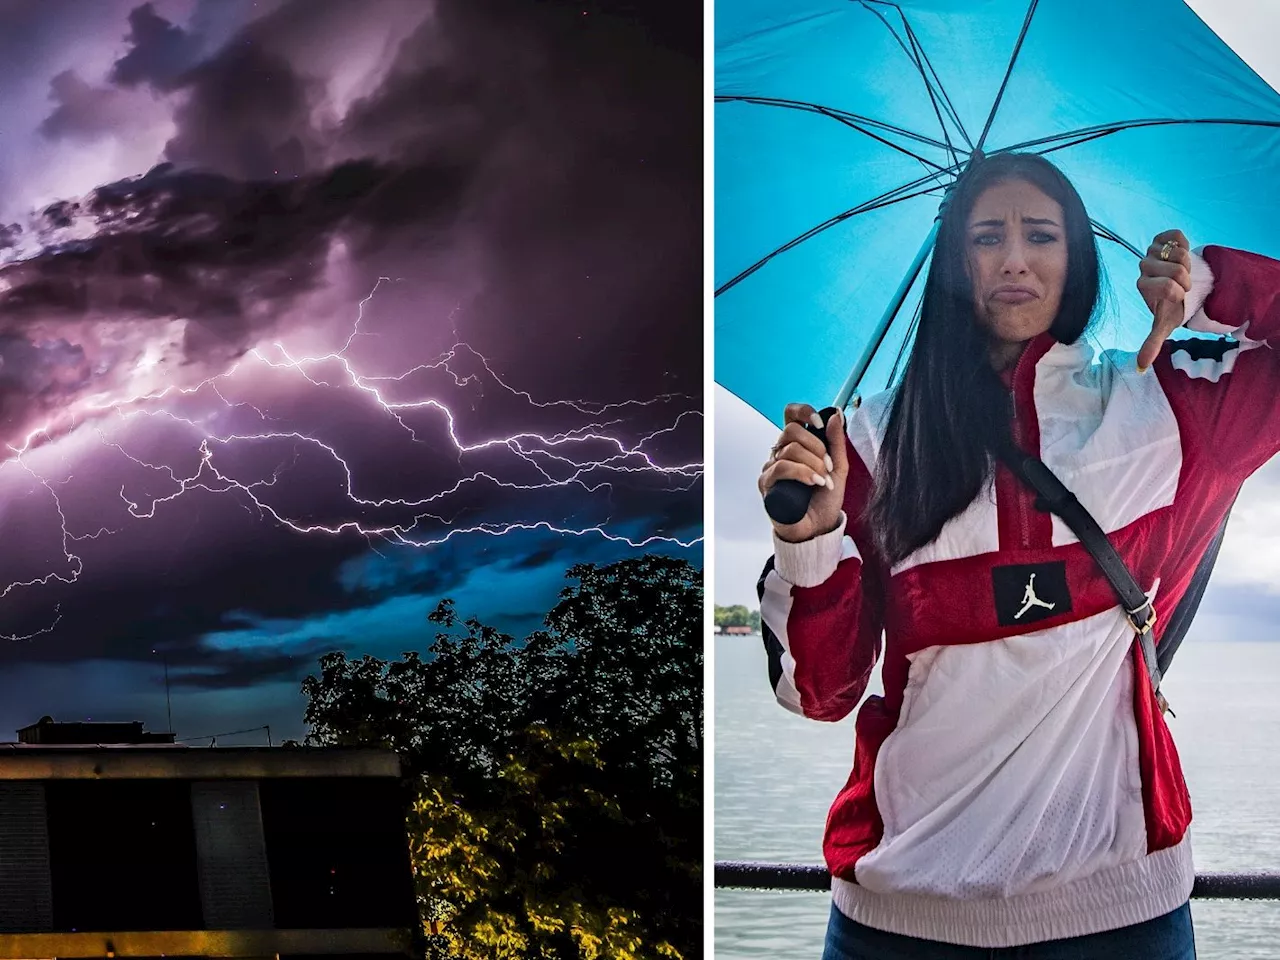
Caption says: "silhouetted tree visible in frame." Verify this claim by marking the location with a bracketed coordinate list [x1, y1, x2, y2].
[301, 554, 702, 959]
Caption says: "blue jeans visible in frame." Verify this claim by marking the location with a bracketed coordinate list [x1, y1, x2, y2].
[822, 901, 1195, 959]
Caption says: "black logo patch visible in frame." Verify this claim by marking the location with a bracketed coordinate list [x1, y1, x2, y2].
[1170, 336, 1238, 364]
[992, 561, 1071, 627]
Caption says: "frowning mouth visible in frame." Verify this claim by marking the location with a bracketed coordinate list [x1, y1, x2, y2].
[990, 285, 1038, 304]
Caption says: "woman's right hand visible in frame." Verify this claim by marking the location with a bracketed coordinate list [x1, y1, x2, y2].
[758, 403, 849, 543]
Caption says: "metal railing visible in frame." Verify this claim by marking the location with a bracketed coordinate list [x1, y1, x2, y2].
[715, 861, 1280, 899]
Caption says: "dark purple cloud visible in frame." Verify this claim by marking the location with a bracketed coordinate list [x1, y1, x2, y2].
[110, 2, 207, 91]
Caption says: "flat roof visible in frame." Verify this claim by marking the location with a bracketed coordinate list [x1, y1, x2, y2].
[0, 744, 402, 780]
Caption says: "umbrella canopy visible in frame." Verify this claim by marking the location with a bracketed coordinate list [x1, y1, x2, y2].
[715, 0, 1280, 426]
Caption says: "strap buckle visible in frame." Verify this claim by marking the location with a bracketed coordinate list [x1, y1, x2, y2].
[1127, 597, 1157, 636]
[1128, 597, 1175, 717]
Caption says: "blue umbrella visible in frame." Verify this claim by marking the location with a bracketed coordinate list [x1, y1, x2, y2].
[715, 0, 1280, 423]
[716, 0, 1280, 673]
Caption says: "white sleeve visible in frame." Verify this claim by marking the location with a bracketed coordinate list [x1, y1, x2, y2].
[1183, 246, 1221, 333]
[771, 512, 856, 588]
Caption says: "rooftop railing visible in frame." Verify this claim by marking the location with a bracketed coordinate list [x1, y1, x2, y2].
[715, 861, 1280, 899]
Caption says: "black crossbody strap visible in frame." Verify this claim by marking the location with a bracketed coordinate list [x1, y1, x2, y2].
[997, 447, 1165, 705]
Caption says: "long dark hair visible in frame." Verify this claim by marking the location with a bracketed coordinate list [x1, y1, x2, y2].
[865, 152, 1101, 565]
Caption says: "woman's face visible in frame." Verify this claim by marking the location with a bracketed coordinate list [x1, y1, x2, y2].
[965, 179, 1068, 358]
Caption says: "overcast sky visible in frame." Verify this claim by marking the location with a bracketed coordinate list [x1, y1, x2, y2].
[714, 0, 1280, 648]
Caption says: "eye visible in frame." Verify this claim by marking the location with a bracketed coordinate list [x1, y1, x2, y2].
[1029, 231, 1059, 244]
[973, 234, 1001, 247]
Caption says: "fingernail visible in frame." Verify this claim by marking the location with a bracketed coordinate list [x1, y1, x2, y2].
[811, 472, 825, 486]
[824, 454, 833, 472]
[825, 475, 834, 491]
[837, 407, 847, 422]
[1137, 363, 1149, 375]
[809, 412, 824, 429]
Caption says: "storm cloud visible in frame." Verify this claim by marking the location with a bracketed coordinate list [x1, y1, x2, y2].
[0, 0, 700, 738]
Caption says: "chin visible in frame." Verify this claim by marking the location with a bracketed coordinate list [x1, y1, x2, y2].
[980, 309, 1053, 345]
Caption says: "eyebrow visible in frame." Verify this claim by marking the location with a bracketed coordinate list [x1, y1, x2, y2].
[970, 217, 1060, 228]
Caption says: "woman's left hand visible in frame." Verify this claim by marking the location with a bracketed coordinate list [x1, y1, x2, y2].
[1136, 229, 1193, 372]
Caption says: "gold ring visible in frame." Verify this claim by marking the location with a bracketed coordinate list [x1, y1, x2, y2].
[1159, 240, 1178, 261]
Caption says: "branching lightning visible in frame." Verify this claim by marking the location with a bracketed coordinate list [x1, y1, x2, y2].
[0, 279, 702, 639]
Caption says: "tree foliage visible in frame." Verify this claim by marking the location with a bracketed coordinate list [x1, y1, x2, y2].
[713, 605, 760, 631]
[301, 555, 702, 959]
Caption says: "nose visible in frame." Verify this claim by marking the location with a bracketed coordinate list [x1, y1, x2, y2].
[1000, 236, 1030, 276]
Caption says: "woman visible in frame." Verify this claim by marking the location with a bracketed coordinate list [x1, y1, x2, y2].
[757, 152, 1280, 958]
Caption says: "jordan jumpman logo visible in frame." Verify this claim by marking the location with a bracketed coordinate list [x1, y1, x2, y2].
[1014, 572, 1056, 620]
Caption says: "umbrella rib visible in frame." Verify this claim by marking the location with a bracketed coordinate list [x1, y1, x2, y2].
[901, 14, 975, 151]
[861, 0, 975, 151]
[1032, 128, 1128, 158]
[897, 10, 961, 169]
[814, 106, 953, 172]
[855, 1, 960, 169]
[1090, 219, 1145, 259]
[714, 168, 962, 298]
[1005, 116, 1280, 154]
[975, 0, 1041, 152]
[715, 96, 953, 151]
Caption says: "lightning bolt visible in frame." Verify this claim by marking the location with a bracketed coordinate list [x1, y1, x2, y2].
[0, 279, 702, 640]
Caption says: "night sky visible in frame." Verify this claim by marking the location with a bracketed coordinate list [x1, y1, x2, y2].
[0, 0, 701, 743]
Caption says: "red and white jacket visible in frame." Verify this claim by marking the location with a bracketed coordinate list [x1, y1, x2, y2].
[759, 245, 1280, 947]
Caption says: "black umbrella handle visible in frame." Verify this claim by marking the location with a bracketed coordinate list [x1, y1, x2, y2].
[763, 407, 842, 526]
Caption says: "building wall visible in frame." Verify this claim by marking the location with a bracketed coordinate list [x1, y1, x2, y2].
[0, 761, 415, 935]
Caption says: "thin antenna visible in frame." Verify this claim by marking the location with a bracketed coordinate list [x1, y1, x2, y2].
[152, 649, 175, 737]
[163, 656, 173, 736]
